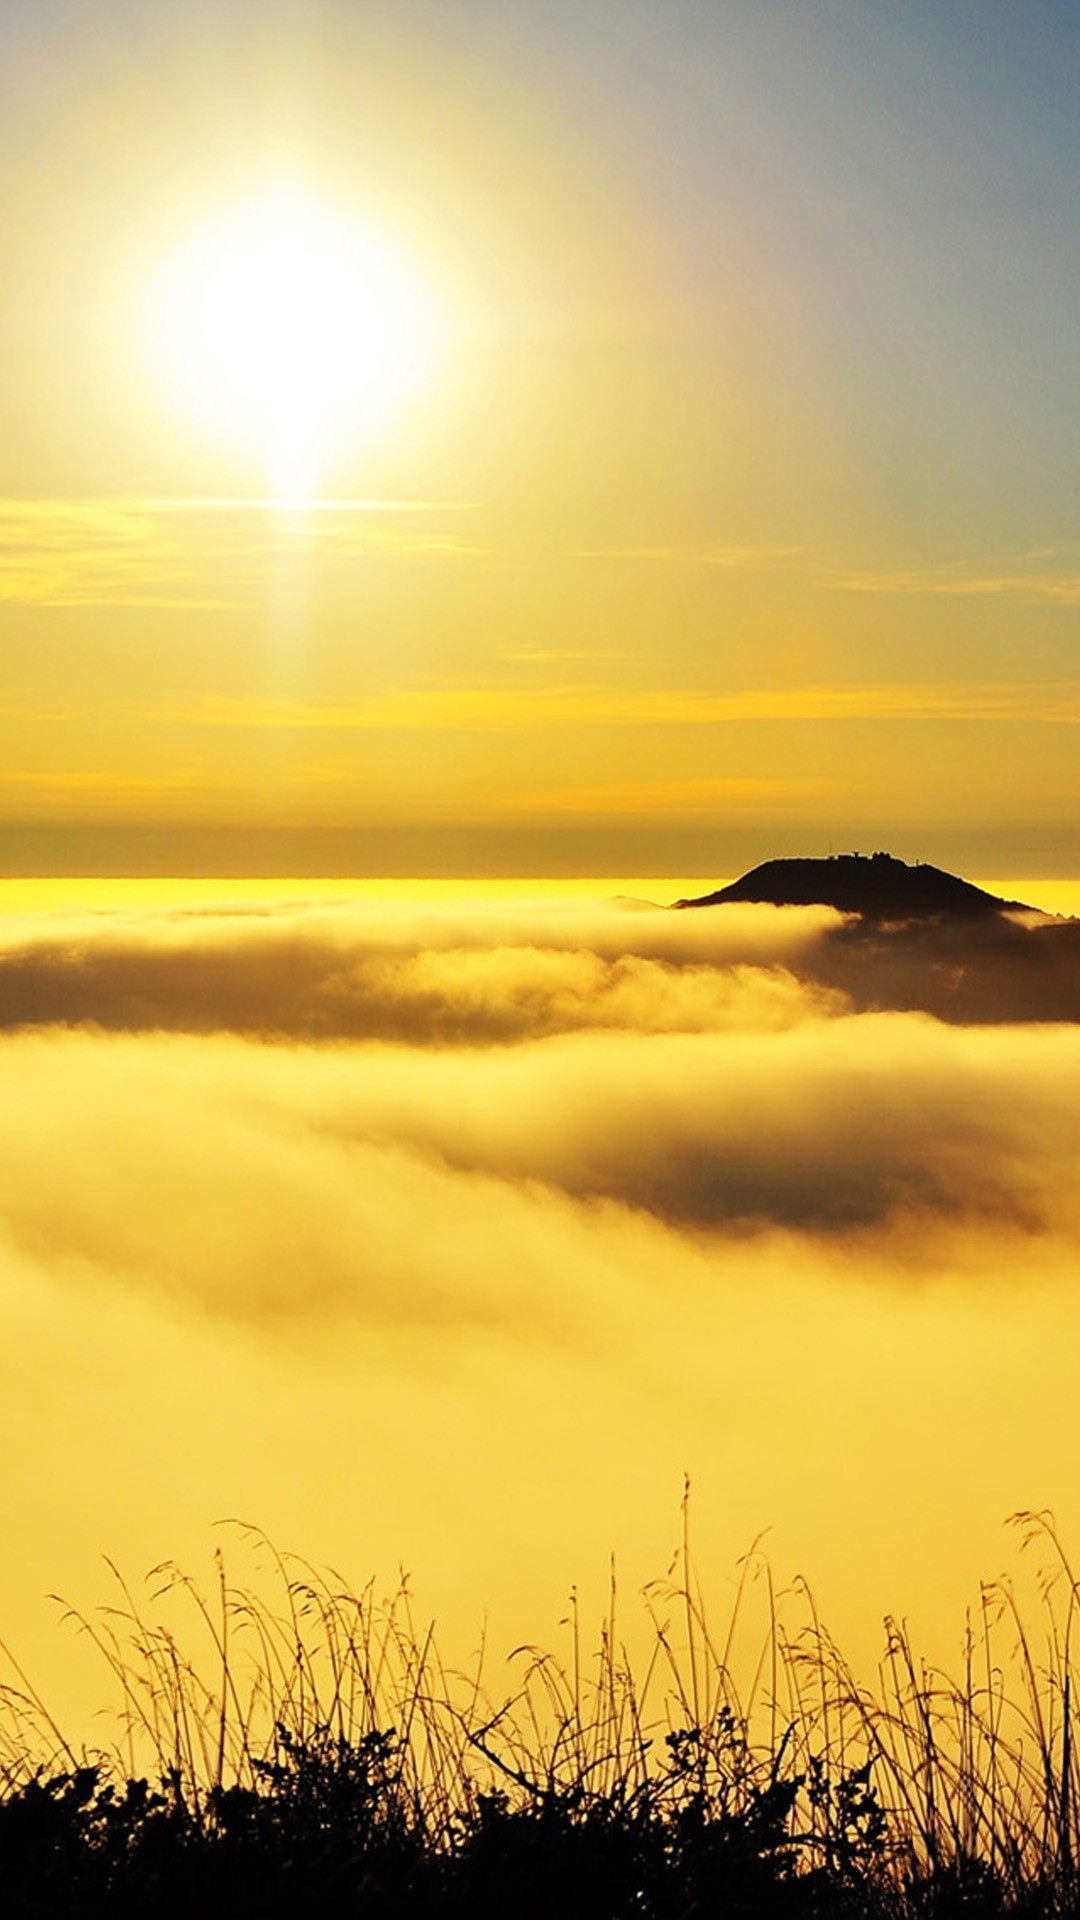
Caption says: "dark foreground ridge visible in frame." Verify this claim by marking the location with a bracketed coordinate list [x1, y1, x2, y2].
[675, 850, 1032, 918]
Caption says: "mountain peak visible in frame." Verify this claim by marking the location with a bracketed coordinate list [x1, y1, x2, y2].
[674, 853, 1031, 918]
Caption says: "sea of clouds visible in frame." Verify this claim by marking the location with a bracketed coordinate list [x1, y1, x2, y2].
[1, 889, 1078, 1716]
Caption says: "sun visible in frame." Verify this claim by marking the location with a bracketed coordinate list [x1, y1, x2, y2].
[144, 184, 442, 502]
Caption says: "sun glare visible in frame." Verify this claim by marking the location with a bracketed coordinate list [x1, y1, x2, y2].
[144, 185, 442, 502]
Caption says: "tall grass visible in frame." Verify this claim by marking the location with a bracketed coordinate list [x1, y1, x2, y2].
[1, 1497, 1079, 1914]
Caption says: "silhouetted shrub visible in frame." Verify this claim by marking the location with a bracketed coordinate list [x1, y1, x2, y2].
[1, 1504, 1078, 1916]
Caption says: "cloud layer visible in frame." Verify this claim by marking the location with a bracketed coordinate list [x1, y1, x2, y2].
[1, 891, 1078, 1040]
[1, 887, 1079, 1730]
[2, 893, 1080, 1263]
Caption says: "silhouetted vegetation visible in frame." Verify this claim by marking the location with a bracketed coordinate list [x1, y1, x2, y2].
[2, 1501, 1080, 1915]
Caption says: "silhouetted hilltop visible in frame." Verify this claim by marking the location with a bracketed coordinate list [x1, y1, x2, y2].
[675, 852, 1031, 918]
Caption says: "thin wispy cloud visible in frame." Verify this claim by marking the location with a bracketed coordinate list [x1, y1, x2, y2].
[576, 542, 809, 567]
[572, 542, 1080, 609]
[573, 539, 1080, 610]
[828, 566, 1080, 607]
[183, 681, 1080, 732]
[0, 496, 476, 607]
[502, 774, 844, 815]
[5, 500, 1079, 616]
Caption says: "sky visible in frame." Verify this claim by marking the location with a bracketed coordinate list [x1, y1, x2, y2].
[1, 0, 1079, 874]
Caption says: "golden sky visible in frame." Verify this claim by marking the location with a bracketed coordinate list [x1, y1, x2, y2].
[2, 0, 1080, 875]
